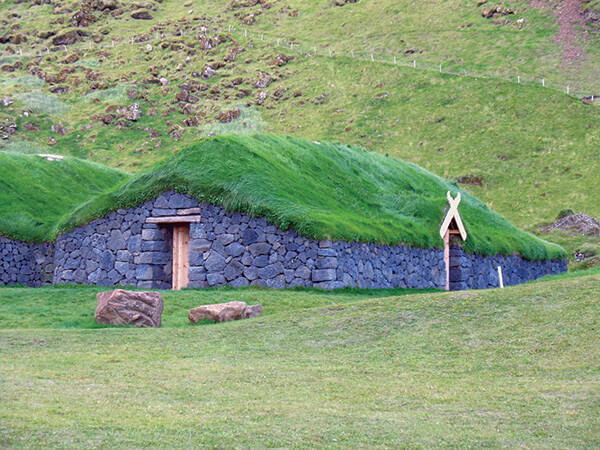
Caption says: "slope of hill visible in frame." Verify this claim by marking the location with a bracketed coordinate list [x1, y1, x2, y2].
[0, 0, 597, 250]
[0, 152, 129, 242]
[59, 134, 565, 259]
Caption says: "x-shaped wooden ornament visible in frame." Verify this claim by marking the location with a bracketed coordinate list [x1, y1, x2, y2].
[439, 191, 467, 241]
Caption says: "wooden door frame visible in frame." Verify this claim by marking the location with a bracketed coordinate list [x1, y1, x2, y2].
[172, 223, 190, 291]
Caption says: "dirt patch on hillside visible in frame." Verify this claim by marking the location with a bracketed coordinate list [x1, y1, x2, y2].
[527, 0, 597, 66]
[542, 212, 600, 235]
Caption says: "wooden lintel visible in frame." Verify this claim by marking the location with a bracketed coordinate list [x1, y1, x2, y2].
[146, 215, 203, 224]
[177, 208, 203, 216]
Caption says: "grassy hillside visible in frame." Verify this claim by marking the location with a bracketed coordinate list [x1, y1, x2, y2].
[0, 0, 596, 239]
[60, 134, 565, 260]
[0, 152, 129, 242]
[1, 271, 599, 446]
[0, 1, 597, 255]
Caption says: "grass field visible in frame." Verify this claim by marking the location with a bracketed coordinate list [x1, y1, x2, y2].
[1, 272, 599, 447]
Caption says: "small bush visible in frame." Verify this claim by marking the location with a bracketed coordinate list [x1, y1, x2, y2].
[556, 208, 576, 220]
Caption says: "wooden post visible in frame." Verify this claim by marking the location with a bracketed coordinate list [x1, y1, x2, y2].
[444, 229, 450, 291]
[497, 266, 504, 289]
[172, 224, 190, 290]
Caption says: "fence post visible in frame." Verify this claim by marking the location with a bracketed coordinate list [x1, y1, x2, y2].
[497, 266, 504, 289]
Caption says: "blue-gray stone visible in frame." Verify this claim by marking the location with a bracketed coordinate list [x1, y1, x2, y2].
[107, 230, 126, 251]
[207, 273, 225, 286]
[205, 251, 226, 272]
[141, 240, 168, 252]
[224, 260, 245, 281]
[315, 257, 338, 269]
[189, 222, 206, 239]
[88, 268, 104, 284]
[141, 228, 163, 241]
[168, 193, 196, 208]
[225, 242, 245, 257]
[258, 264, 282, 280]
[190, 238, 211, 252]
[242, 229, 259, 245]
[188, 267, 207, 282]
[99, 251, 115, 271]
[248, 242, 271, 256]
[188, 251, 205, 267]
[230, 277, 249, 288]
[312, 269, 336, 282]
[244, 266, 258, 281]
[135, 264, 157, 281]
[135, 252, 169, 265]
[253, 255, 269, 268]
[284, 269, 295, 283]
[266, 275, 285, 289]
[218, 233, 235, 246]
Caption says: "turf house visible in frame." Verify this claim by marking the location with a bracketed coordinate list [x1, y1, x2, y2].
[0, 135, 567, 290]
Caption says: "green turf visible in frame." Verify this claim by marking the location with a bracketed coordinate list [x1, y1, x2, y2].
[0, 273, 598, 447]
[0, 152, 129, 242]
[59, 134, 566, 260]
[0, 0, 597, 260]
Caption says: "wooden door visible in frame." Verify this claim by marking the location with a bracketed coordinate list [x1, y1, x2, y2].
[172, 224, 190, 290]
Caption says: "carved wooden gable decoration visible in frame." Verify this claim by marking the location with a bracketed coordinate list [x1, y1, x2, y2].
[439, 191, 467, 241]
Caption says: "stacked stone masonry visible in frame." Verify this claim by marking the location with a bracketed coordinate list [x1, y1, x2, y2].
[0, 192, 567, 290]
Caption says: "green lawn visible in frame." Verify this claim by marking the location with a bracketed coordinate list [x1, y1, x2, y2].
[1, 274, 599, 447]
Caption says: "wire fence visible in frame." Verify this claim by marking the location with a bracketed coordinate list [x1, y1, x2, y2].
[227, 26, 597, 102]
[0, 23, 597, 103]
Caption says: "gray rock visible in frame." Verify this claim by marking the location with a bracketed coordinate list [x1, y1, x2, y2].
[224, 260, 245, 281]
[190, 238, 211, 252]
[225, 242, 245, 257]
[207, 273, 225, 286]
[312, 268, 336, 282]
[295, 265, 311, 279]
[204, 251, 226, 272]
[242, 229, 259, 245]
[218, 234, 235, 246]
[253, 255, 269, 268]
[249, 242, 271, 256]
[315, 257, 338, 269]
[243, 266, 259, 280]
[100, 251, 116, 271]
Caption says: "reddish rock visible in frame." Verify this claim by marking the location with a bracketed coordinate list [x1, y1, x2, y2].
[96, 289, 163, 327]
[188, 301, 263, 323]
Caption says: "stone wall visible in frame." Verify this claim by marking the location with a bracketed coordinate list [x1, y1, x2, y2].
[186, 205, 446, 289]
[449, 246, 567, 290]
[0, 191, 567, 290]
[0, 236, 53, 286]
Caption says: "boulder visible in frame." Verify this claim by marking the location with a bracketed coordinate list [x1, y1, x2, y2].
[95, 289, 163, 327]
[131, 9, 153, 19]
[188, 301, 263, 323]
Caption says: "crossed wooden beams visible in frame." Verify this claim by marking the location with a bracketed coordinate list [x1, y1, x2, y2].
[439, 191, 467, 291]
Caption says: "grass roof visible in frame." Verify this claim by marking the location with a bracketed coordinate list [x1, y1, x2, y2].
[0, 152, 128, 242]
[59, 135, 565, 260]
